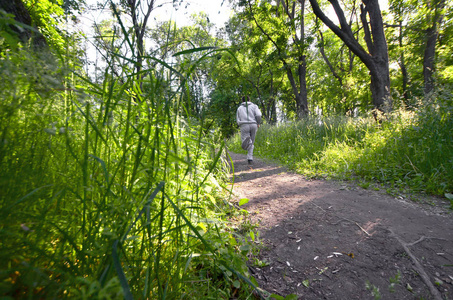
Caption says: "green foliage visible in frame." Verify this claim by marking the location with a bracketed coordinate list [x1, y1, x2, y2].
[229, 102, 453, 196]
[206, 90, 238, 138]
[23, 0, 66, 48]
[0, 10, 22, 49]
[269, 293, 299, 300]
[386, 0, 453, 108]
[0, 36, 258, 300]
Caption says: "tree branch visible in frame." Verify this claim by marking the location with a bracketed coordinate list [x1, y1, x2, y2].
[309, 0, 370, 67]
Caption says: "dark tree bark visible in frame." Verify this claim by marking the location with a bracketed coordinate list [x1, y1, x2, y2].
[0, 0, 48, 49]
[287, 0, 309, 118]
[423, 0, 446, 97]
[269, 69, 278, 124]
[309, 0, 392, 113]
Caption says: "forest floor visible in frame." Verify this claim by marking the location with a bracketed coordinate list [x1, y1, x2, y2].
[227, 151, 453, 300]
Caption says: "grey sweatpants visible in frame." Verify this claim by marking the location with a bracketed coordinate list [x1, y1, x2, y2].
[240, 123, 258, 161]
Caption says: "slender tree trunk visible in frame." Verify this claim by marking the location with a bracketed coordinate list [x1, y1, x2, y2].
[127, 0, 155, 93]
[423, 0, 446, 97]
[269, 69, 277, 124]
[297, 55, 309, 118]
[297, 0, 309, 117]
[318, 30, 343, 86]
[397, 20, 409, 105]
[280, 0, 309, 117]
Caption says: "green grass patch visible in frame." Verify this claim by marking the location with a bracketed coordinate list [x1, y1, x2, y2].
[0, 47, 260, 298]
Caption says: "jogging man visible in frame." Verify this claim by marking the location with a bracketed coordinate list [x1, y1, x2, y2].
[236, 96, 262, 165]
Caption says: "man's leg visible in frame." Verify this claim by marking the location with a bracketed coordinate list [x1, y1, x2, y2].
[247, 144, 254, 162]
[247, 124, 258, 162]
[240, 125, 252, 150]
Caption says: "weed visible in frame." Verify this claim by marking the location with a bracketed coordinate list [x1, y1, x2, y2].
[360, 182, 371, 189]
[366, 280, 382, 300]
[389, 270, 401, 292]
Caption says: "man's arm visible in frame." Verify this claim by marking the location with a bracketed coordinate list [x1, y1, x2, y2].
[255, 115, 261, 125]
[254, 104, 262, 127]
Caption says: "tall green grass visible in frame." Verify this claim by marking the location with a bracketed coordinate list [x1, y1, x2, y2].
[0, 41, 259, 299]
[230, 103, 453, 196]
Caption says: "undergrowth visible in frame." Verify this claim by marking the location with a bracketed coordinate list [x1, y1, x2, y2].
[0, 43, 261, 300]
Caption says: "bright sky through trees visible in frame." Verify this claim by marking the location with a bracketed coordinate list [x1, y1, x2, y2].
[158, 0, 232, 27]
[78, 0, 388, 77]
[83, 0, 232, 28]
[79, 0, 231, 71]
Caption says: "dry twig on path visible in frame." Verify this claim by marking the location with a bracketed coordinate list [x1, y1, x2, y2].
[389, 229, 443, 300]
[331, 218, 371, 237]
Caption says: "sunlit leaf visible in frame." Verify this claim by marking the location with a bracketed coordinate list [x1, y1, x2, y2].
[239, 198, 249, 206]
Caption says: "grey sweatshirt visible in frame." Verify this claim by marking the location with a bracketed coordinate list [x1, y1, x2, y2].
[236, 102, 262, 126]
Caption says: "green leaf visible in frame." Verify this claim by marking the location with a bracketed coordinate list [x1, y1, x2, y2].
[112, 240, 133, 300]
[88, 154, 109, 185]
[406, 283, 413, 292]
[445, 193, 453, 200]
[239, 244, 252, 253]
[173, 46, 218, 56]
[250, 230, 255, 241]
[205, 193, 216, 205]
[233, 280, 241, 289]
[302, 279, 309, 287]
[6, 184, 52, 211]
[239, 198, 249, 206]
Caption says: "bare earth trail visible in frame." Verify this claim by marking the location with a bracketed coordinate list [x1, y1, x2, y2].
[228, 152, 453, 300]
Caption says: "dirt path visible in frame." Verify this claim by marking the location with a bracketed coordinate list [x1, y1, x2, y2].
[228, 152, 453, 300]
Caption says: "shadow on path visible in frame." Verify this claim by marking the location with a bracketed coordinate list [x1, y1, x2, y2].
[228, 151, 453, 300]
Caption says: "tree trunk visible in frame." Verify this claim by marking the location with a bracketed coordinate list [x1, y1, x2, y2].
[0, 0, 48, 49]
[368, 61, 391, 111]
[309, 0, 392, 113]
[423, 0, 446, 97]
[282, 0, 309, 117]
[127, 0, 155, 92]
[398, 20, 409, 105]
[360, 0, 392, 112]
[269, 69, 277, 124]
[297, 55, 309, 117]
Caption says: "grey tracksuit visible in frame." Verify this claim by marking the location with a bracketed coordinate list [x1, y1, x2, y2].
[236, 101, 262, 161]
